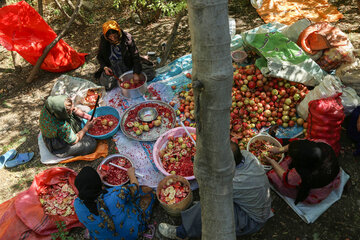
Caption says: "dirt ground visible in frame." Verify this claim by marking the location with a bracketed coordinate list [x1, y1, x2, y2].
[0, 0, 360, 239]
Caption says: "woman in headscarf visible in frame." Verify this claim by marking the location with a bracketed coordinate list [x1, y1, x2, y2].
[39, 95, 97, 158]
[265, 139, 341, 205]
[94, 20, 155, 90]
[74, 166, 155, 240]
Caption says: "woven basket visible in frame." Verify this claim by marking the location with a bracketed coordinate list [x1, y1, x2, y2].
[156, 175, 193, 216]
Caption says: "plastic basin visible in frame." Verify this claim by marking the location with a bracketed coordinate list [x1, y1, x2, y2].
[153, 127, 196, 180]
[82, 106, 120, 140]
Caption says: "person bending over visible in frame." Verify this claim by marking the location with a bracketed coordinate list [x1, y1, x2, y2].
[39, 95, 97, 158]
[265, 139, 341, 205]
[159, 142, 272, 239]
[74, 166, 155, 240]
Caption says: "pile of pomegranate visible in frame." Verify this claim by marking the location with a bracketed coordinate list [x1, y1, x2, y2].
[39, 182, 76, 217]
[119, 78, 145, 89]
[88, 115, 118, 136]
[174, 64, 309, 149]
[159, 133, 196, 177]
[249, 139, 282, 165]
[159, 178, 190, 205]
[102, 157, 132, 186]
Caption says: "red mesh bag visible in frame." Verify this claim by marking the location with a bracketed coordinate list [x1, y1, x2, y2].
[306, 93, 345, 155]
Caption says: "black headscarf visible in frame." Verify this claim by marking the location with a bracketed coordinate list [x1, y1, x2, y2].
[75, 166, 105, 215]
[288, 140, 340, 205]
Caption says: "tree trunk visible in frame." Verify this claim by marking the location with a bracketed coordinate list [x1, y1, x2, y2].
[159, 10, 186, 67]
[187, 0, 235, 239]
[38, 0, 43, 16]
[53, 0, 82, 25]
[26, 0, 83, 83]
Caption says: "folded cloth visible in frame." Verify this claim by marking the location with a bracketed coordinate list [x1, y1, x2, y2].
[38, 133, 108, 164]
[271, 168, 349, 224]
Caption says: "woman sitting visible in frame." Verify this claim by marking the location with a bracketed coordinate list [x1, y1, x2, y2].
[74, 166, 155, 240]
[265, 139, 341, 205]
[39, 95, 97, 158]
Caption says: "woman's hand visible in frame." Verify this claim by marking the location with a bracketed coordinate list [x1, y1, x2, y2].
[269, 146, 281, 154]
[263, 155, 275, 165]
[104, 66, 113, 76]
[133, 73, 140, 83]
[127, 167, 136, 178]
[85, 118, 96, 130]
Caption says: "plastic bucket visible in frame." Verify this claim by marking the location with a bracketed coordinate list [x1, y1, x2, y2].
[246, 133, 284, 171]
[156, 175, 193, 217]
[82, 106, 120, 140]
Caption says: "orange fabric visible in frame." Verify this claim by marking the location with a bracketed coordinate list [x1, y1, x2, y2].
[297, 22, 348, 55]
[59, 140, 108, 163]
[256, 0, 343, 26]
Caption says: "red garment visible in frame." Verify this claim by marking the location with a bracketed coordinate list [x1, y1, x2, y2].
[267, 156, 341, 204]
[0, 1, 87, 72]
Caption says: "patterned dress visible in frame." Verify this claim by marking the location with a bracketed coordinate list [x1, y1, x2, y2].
[74, 184, 155, 240]
[39, 106, 77, 144]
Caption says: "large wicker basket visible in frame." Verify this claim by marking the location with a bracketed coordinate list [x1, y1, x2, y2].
[156, 175, 193, 216]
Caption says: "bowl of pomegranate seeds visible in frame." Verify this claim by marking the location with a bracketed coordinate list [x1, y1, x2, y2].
[97, 154, 134, 187]
[118, 71, 147, 98]
[120, 100, 176, 141]
[153, 127, 196, 180]
[247, 134, 284, 171]
[82, 106, 120, 139]
[156, 175, 193, 216]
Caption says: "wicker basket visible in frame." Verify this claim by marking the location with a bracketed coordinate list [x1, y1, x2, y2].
[246, 133, 284, 171]
[156, 175, 193, 216]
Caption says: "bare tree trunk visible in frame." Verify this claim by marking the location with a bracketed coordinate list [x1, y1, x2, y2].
[38, 0, 43, 16]
[188, 0, 236, 239]
[159, 11, 186, 67]
[26, 0, 83, 83]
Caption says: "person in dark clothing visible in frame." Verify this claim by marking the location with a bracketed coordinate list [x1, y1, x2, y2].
[95, 20, 155, 90]
[265, 139, 341, 205]
[159, 142, 272, 239]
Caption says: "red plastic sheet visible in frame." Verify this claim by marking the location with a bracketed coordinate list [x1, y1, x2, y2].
[0, 1, 87, 72]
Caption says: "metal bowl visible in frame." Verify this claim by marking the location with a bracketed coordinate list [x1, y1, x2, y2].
[97, 154, 134, 187]
[138, 107, 158, 122]
[120, 100, 176, 141]
[118, 71, 147, 98]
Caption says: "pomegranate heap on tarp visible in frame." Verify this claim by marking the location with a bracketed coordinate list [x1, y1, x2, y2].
[249, 139, 282, 165]
[159, 133, 196, 177]
[230, 64, 309, 144]
[159, 178, 190, 205]
[88, 115, 119, 136]
[39, 182, 77, 217]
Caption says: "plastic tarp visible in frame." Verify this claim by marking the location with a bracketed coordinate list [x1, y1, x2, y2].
[0, 1, 87, 72]
[256, 0, 343, 26]
[242, 28, 327, 86]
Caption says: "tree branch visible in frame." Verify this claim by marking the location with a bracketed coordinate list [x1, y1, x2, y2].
[159, 10, 186, 67]
[38, 0, 43, 16]
[65, 0, 87, 25]
[26, 0, 83, 83]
